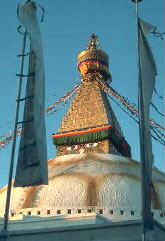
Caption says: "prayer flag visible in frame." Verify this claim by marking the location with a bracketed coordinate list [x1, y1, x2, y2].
[15, 1, 48, 187]
[138, 18, 157, 231]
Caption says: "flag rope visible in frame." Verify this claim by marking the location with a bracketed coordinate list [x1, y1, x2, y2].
[0, 77, 164, 150]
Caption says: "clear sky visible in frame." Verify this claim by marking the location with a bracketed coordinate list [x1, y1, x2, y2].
[0, 0, 164, 188]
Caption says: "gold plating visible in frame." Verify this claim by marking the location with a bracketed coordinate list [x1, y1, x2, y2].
[77, 49, 109, 66]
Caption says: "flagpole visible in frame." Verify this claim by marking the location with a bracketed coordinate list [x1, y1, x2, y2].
[135, 2, 147, 241]
[2, 31, 27, 234]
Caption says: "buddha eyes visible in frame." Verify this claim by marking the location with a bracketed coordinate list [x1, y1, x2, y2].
[66, 142, 98, 151]
[86, 143, 98, 147]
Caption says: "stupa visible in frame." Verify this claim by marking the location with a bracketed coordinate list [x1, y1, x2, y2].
[52, 33, 131, 158]
[0, 35, 164, 235]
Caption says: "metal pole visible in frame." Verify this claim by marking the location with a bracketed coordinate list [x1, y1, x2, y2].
[2, 31, 27, 234]
[132, 1, 146, 241]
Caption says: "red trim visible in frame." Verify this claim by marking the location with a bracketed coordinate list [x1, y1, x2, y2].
[52, 125, 112, 139]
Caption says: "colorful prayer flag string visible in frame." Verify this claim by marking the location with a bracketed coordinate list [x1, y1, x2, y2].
[0, 78, 164, 150]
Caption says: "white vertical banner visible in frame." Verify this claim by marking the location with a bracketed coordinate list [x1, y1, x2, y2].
[15, 1, 48, 187]
[138, 18, 157, 231]
[139, 18, 157, 183]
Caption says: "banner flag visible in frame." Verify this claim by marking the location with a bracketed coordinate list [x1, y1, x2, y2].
[15, 1, 48, 187]
[138, 18, 157, 230]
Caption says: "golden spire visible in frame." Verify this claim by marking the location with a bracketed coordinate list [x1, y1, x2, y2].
[77, 34, 111, 81]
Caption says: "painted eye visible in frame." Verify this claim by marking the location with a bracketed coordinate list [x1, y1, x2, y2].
[93, 143, 98, 147]
[86, 143, 98, 148]
[67, 147, 72, 151]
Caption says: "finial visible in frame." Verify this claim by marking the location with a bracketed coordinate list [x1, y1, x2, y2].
[88, 33, 100, 50]
[132, 0, 142, 2]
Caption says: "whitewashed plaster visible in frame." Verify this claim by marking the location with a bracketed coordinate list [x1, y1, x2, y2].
[0, 154, 164, 216]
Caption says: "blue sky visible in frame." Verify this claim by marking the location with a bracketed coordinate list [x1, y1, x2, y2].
[0, 0, 164, 188]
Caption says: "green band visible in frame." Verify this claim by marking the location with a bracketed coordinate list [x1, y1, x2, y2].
[52, 129, 111, 145]
[52, 128, 131, 158]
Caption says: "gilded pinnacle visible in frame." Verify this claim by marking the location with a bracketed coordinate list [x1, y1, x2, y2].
[88, 33, 99, 50]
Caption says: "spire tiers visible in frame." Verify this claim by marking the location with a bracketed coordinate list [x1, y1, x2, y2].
[77, 34, 111, 81]
[52, 35, 131, 158]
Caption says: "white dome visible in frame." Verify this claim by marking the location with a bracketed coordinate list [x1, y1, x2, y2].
[0, 153, 165, 214]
